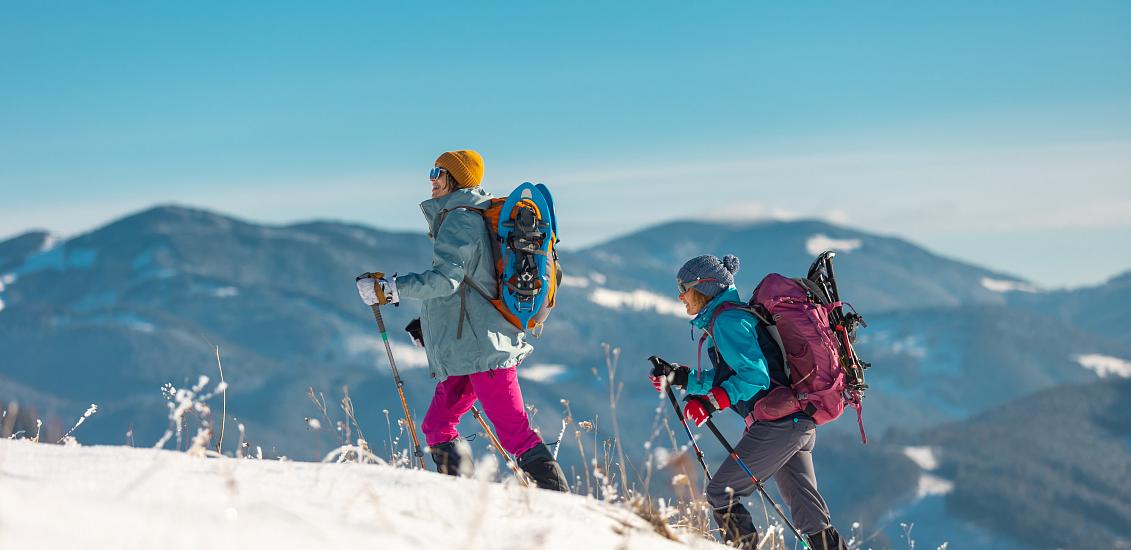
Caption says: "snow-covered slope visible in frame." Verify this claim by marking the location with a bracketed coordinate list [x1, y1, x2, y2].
[0, 439, 723, 550]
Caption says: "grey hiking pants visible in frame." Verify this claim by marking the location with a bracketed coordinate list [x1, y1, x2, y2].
[705, 415, 831, 544]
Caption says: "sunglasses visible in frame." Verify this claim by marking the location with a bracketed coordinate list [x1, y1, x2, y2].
[677, 277, 718, 295]
[429, 167, 447, 181]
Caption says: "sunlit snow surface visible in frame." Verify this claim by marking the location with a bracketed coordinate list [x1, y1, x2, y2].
[0, 440, 723, 550]
[211, 286, 240, 298]
[559, 275, 590, 288]
[902, 446, 954, 499]
[344, 334, 430, 369]
[979, 277, 1042, 293]
[589, 288, 688, 317]
[902, 446, 940, 471]
[0, 273, 15, 313]
[1074, 354, 1131, 378]
[518, 364, 567, 382]
[805, 234, 861, 255]
[915, 474, 955, 499]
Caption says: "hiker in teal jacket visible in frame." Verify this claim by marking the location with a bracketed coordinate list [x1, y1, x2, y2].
[649, 254, 847, 550]
[356, 150, 568, 491]
[681, 285, 771, 404]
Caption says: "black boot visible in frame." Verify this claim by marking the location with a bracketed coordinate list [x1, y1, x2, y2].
[808, 526, 848, 550]
[712, 504, 759, 550]
[429, 439, 468, 476]
[516, 443, 569, 492]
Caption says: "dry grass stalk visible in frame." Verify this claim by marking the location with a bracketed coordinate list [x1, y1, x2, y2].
[602, 342, 630, 501]
[213, 345, 228, 454]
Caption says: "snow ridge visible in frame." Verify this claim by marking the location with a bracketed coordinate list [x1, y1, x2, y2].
[902, 446, 940, 471]
[980, 277, 1042, 293]
[589, 288, 688, 317]
[902, 446, 954, 499]
[518, 364, 567, 382]
[806, 234, 862, 255]
[1074, 354, 1131, 378]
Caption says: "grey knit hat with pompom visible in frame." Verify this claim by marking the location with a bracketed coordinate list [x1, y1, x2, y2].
[676, 254, 741, 299]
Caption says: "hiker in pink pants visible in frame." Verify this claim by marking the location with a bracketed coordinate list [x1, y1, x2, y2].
[421, 367, 541, 459]
[357, 150, 568, 491]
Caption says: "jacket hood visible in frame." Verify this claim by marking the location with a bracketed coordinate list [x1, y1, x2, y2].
[690, 286, 744, 330]
[420, 188, 494, 237]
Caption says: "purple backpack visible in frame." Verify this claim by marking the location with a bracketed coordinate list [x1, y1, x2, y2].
[707, 260, 869, 443]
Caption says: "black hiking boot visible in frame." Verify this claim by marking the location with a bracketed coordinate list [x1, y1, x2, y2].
[429, 439, 467, 476]
[809, 526, 848, 550]
[712, 504, 759, 550]
[516, 443, 569, 492]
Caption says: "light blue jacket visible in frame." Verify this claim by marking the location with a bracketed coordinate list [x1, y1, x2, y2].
[685, 287, 771, 406]
[395, 188, 533, 380]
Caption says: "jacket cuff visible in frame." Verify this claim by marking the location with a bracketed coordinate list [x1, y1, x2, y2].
[708, 387, 731, 411]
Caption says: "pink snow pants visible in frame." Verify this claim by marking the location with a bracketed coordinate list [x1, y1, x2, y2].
[421, 367, 541, 457]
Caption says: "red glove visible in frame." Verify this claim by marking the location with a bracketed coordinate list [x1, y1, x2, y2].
[683, 387, 731, 427]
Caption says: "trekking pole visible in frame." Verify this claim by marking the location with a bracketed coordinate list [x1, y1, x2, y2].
[356, 273, 428, 470]
[648, 356, 712, 480]
[470, 405, 530, 487]
[702, 418, 811, 550]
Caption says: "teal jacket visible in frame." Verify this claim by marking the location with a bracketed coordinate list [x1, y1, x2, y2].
[395, 188, 533, 380]
[684, 287, 771, 406]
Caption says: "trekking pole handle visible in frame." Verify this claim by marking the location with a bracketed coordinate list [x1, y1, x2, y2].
[355, 271, 385, 281]
[648, 355, 675, 377]
[356, 271, 394, 307]
[361, 271, 398, 334]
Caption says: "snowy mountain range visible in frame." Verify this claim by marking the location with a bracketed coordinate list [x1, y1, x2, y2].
[1, 205, 1128, 549]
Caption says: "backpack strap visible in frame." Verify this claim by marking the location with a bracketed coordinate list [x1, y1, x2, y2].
[435, 206, 500, 302]
[697, 302, 788, 382]
[435, 206, 501, 340]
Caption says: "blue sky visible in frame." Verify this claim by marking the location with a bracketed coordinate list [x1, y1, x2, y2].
[2, 1, 1129, 287]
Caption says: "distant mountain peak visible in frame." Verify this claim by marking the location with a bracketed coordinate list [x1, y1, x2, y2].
[0, 230, 59, 272]
[117, 204, 240, 227]
[1106, 270, 1131, 287]
[74, 205, 248, 245]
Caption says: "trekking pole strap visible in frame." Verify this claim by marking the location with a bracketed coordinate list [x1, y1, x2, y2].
[853, 401, 867, 445]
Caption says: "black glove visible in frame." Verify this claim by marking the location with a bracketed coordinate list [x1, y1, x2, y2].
[647, 355, 690, 390]
[405, 318, 424, 347]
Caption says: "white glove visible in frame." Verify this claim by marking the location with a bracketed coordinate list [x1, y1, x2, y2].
[356, 275, 399, 306]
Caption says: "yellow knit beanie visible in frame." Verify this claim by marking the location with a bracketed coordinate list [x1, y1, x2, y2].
[435, 150, 485, 188]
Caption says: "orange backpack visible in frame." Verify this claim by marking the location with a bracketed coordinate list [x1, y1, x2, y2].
[437, 183, 561, 333]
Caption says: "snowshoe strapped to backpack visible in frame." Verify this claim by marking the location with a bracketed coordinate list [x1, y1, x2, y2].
[436, 182, 561, 333]
[705, 251, 870, 443]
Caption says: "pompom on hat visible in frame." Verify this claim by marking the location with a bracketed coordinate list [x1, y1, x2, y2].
[676, 254, 741, 299]
[435, 150, 485, 188]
